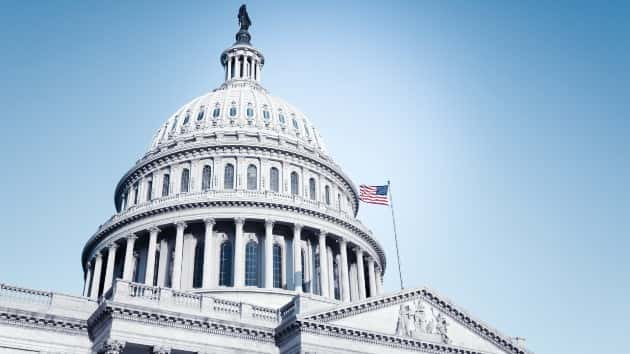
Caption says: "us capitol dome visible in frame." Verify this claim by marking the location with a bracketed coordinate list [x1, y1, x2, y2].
[0, 6, 532, 354]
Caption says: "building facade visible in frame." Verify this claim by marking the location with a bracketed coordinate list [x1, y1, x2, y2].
[0, 7, 532, 354]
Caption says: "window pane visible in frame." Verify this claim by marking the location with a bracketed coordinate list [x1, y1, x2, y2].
[309, 178, 316, 200]
[202, 165, 212, 191]
[180, 168, 190, 193]
[162, 174, 170, 197]
[224, 164, 235, 189]
[219, 242, 233, 286]
[213, 108, 221, 118]
[247, 165, 257, 190]
[270, 167, 279, 192]
[245, 241, 258, 286]
[325, 186, 330, 205]
[197, 109, 205, 121]
[146, 180, 153, 201]
[290, 172, 299, 196]
[273, 244, 282, 288]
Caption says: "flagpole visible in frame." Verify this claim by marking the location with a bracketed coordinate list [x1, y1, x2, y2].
[387, 180, 404, 290]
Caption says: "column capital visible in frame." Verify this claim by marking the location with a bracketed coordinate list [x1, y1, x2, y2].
[149, 226, 161, 234]
[126, 233, 138, 241]
[94, 251, 102, 259]
[102, 339, 126, 354]
[152, 346, 171, 354]
[204, 217, 216, 227]
[86, 261, 92, 268]
[352, 246, 363, 255]
[235, 217, 245, 226]
[365, 255, 375, 263]
[339, 237, 347, 246]
[318, 229, 328, 237]
[107, 242, 119, 250]
[175, 221, 187, 231]
[294, 223, 303, 232]
[265, 218, 275, 227]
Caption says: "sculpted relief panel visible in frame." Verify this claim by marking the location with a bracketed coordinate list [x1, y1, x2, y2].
[395, 299, 450, 344]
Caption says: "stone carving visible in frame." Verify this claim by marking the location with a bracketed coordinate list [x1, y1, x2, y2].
[102, 339, 125, 354]
[395, 299, 450, 344]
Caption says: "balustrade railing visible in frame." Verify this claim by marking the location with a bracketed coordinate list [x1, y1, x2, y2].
[113, 280, 281, 324]
[0, 283, 52, 306]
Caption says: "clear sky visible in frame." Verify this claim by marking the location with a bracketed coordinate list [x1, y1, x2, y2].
[0, 1, 628, 353]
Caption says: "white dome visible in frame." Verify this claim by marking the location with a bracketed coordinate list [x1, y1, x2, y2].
[149, 81, 327, 154]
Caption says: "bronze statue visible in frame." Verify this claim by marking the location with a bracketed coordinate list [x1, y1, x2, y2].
[238, 4, 251, 31]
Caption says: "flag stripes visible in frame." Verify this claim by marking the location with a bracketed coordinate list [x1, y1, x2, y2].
[359, 185, 389, 205]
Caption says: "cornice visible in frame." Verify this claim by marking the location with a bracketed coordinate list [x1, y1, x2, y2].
[0, 305, 88, 336]
[82, 198, 386, 273]
[305, 288, 530, 354]
[113, 138, 360, 217]
[277, 319, 496, 354]
[88, 301, 275, 344]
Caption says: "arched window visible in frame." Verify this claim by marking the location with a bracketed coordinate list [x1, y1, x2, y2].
[229, 102, 238, 118]
[262, 109, 270, 121]
[212, 106, 221, 119]
[273, 244, 282, 288]
[290, 172, 299, 196]
[247, 164, 257, 190]
[308, 178, 316, 200]
[292, 117, 299, 130]
[197, 107, 205, 121]
[162, 174, 170, 197]
[146, 179, 153, 201]
[270, 167, 280, 193]
[219, 241, 233, 286]
[170, 116, 178, 133]
[183, 112, 191, 125]
[202, 165, 212, 191]
[246, 104, 254, 120]
[333, 255, 340, 300]
[303, 121, 310, 137]
[325, 185, 331, 205]
[278, 111, 286, 125]
[133, 182, 139, 204]
[180, 168, 190, 193]
[245, 241, 258, 286]
[337, 193, 341, 209]
[224, 164, 235, 189]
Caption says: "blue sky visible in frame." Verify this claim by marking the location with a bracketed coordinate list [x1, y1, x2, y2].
[0, 1, 628, 353]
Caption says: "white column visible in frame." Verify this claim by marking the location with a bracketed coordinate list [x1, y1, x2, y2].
[293, 223, 303, 293]
[349, 263, 358, 301]
[376, 267, 383, 295]
[182, 234, 197, 289]
[122, 235, 138, 281]
[281, 237, 287, 289]
[304, 240, 312, 293]
[318, 231, 329, 297]
[354, 247, 366, 300]
[202, 218, 215, 288]
[171, 221, 186, 289]
[89, 252, 103, 299]
[327, 246, 334, 297]
[83, 261, 92, 297]
[145, 227, 160, 286]
[339, 239, 350, 302]
[157, 238, 169, 287]
[367, 257, 377, 298]
[264, 219, 275, 288]
[233, 217, 246, 287]
[103, 243, 118, 292]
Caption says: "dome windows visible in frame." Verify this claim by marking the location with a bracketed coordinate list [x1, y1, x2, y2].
[270, 167, 280, 192]
[212, 105, 221, 120]
[278, 110, 286, 125]
[245, 241, 259, 286]
[229, 101, 238, 118]
[170, 116, 179, 133]
[183, 112, 191, 125]
[219, 241, 233, 286]
[247, 164, 258, 190]
[246, 103, 254, 120]
[224, 163, 235, 189]
[291, 114, 299, 131]
[197, 107, 205, 121]
[262, 106, 270, 121]
[290, 172, 299, 196]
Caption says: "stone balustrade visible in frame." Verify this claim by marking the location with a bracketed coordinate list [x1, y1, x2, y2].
[110, 279, 292, 325]
[0, 283, 52, 306]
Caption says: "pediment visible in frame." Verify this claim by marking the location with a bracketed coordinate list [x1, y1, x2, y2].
[304, 288, 530, 354]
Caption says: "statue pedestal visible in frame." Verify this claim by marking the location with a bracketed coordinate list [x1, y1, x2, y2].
[235, 29, 251, 44]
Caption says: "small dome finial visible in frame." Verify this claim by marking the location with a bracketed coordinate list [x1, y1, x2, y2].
[236, 4, 252, 44]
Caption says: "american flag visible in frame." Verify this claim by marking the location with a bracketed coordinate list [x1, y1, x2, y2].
[359, 185, 389, 205]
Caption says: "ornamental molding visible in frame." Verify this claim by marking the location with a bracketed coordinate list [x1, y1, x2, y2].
[82, 199, 386, 272]
[114, 140, 360, 216]
[0, 305, 88, 336]
[276, 319, 494, 354]
[305, 287, 530, 354]
[87, 302, 275, 344]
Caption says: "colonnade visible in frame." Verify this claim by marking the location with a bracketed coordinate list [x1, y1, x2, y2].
[84, 218, 383, 302]
[224, 52, 262, 82]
